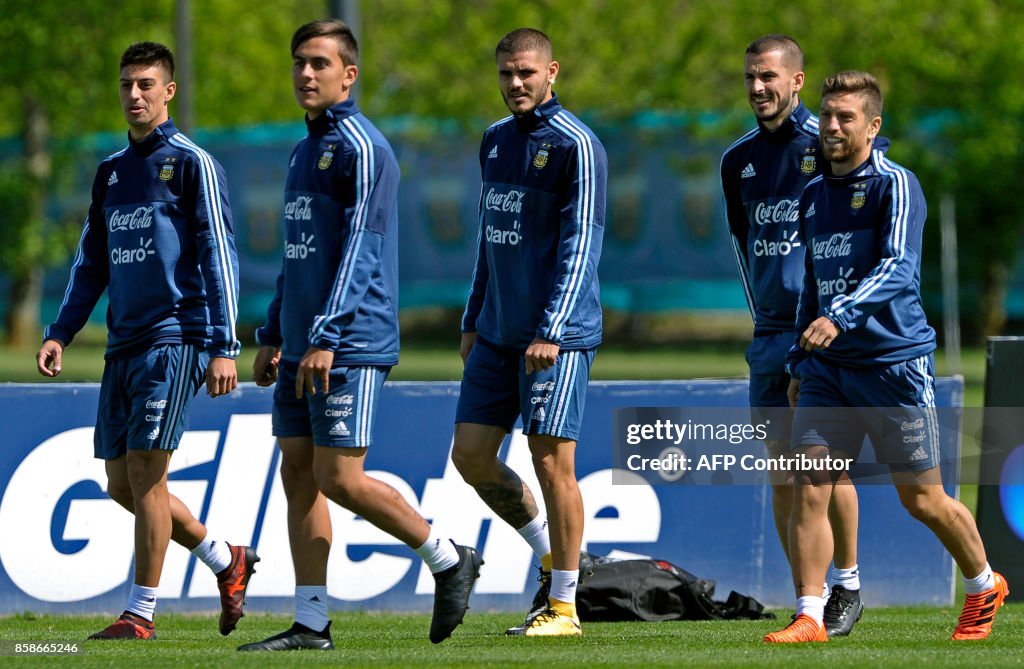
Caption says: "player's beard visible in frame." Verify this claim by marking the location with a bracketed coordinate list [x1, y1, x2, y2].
[753, 91, 796, 126]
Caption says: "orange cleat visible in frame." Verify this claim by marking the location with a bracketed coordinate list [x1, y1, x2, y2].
[764, 613, 828, 643]
[217, 544, 260, 636]
[952, 572, 1009, 640]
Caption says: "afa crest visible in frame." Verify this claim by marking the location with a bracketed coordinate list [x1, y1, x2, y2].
[532, 144, 552, 169]
[851, 187, 867, 210]
[800, 154, 817, 175]
[318, 145, 335, 170]
[158, 157, 176, 182]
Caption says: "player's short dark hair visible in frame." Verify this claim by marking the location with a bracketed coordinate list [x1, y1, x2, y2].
[120, 41, 175, 81]
[292, 18, 359, 66]
[821, 70, 883, 119]
[495, 28, 552, 60]
[745, 34, 803, 72]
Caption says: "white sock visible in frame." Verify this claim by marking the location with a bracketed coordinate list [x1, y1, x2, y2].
[963, 564, 995, 594]
[796, 595, 824, 623]
[191, 537, 232, 574]
[295, 585, 329, 632]
[822, 582, 830, 599]
[125, 583, 158, 622]
[831, 564, 861, 591]
[516, 515, 551, 566]
[549, 568, 579, 604]
[415, 533, 460, 574]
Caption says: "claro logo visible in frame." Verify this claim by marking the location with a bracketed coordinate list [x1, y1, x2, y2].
[0, 421, 660, 605]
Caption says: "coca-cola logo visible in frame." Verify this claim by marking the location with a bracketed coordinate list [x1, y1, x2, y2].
[284, 196, 313, 221]
[812, 232, 853, 260]
[485, 188, 525, 214]
[108, 206, 154, 233]
[753, 199, 799, 226]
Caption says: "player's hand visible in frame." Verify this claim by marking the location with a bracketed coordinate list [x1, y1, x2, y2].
[799, 316, 839, 351]
[36, 339, 64, 378]
[787, 378, 800, 408]
[296, 347, 333, 398]
[460, 332, 477, 364]
[525, 337, 559, 374]
[252, 345, 281, 387]
[206, 357, 238, 398]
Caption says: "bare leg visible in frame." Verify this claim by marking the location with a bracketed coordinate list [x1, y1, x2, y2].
[829, 473, 859, 570]
[278, 437, 331, 585]
[313, 446, 429, 547]
[452, 422, 540, 529]
[893, 467, 987, 577]
[124, 450, 173, 587]
[528, 435, 582, 572]
[764, 439, 794, 562]
[789, 447, 836, 598]
[106, 457, 209, 550]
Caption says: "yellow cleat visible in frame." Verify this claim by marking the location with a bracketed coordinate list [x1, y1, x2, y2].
[764, 613, 828, 643]
[953, 572, 1009, 640]
[507, 608, 582, 637]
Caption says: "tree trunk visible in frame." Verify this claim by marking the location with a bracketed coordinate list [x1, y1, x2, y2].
[979, 260, 1009, 343]
[5, 95, 50, 346]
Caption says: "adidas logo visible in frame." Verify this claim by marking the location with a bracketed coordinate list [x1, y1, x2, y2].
[806, 203, 816, 217]
[740, 163, 756, 179]
[908, 446, 928, 461]
[534, 406, 546, 423]
[488, 145, 498, 159]
[310, 595, 321, 602]
[329, 421, 350, 437]
[107, 171, 119, 186]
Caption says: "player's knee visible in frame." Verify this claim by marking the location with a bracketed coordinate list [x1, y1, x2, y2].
[314, 469, 361, 509]
[898, 488, 942, 525]
[451, 442, 492, 484]
[106, 481, 134, 510]
[279, 456, 315, 498]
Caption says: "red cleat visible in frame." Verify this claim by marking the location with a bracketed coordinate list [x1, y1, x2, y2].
[217, 544, 260, 635]
[88, 611, 156, 640]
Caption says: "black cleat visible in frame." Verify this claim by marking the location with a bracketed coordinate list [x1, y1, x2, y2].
[824, 585, 864, 638]
[237, 621, 334, 651]
[429, 543, 483, 643]
[505, 551, 596, 635]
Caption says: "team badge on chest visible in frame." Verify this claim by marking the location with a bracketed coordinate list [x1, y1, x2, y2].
[158, 157, 176, 182]
[318, 145, 335, 170]
[850, 184, 867, 210]
[800, 150, 817, 175]
[532, 143, 552, 169]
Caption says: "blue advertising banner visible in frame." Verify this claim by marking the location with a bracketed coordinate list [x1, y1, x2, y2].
[0, 379, 962, 615]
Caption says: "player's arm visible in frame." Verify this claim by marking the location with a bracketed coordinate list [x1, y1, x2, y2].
[787, 190, 820, 369]
[534, 134, 607, 357]
[822, 176, 926, 332]
[39, 165, 113, 375]
[298, 143, 396, 397]
[720, 150, 756, 320]
[191, 155, 240, 397]
[460, 141, 494, 362]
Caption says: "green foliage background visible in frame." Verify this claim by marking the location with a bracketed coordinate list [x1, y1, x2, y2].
[1, 0, 1023, 340]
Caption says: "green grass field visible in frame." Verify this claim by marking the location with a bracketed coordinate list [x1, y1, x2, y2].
[0, 341, 987, 406]
[1, 608, 1022, 668]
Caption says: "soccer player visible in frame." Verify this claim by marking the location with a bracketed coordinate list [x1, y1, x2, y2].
[36, 41, 257, 640]
[720, 35, 864, 637]
[765, 71, 1009, 643]
[451, 28, 606, 637]
[240, 19, 480, 651]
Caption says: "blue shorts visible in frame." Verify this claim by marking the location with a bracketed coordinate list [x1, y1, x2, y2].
[746, 332, 795, 442]
[455, 337, 594, 441]
[272, 361, 389, 448]
[95, 343, 208, 459]
[792, 354, 939, 471]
